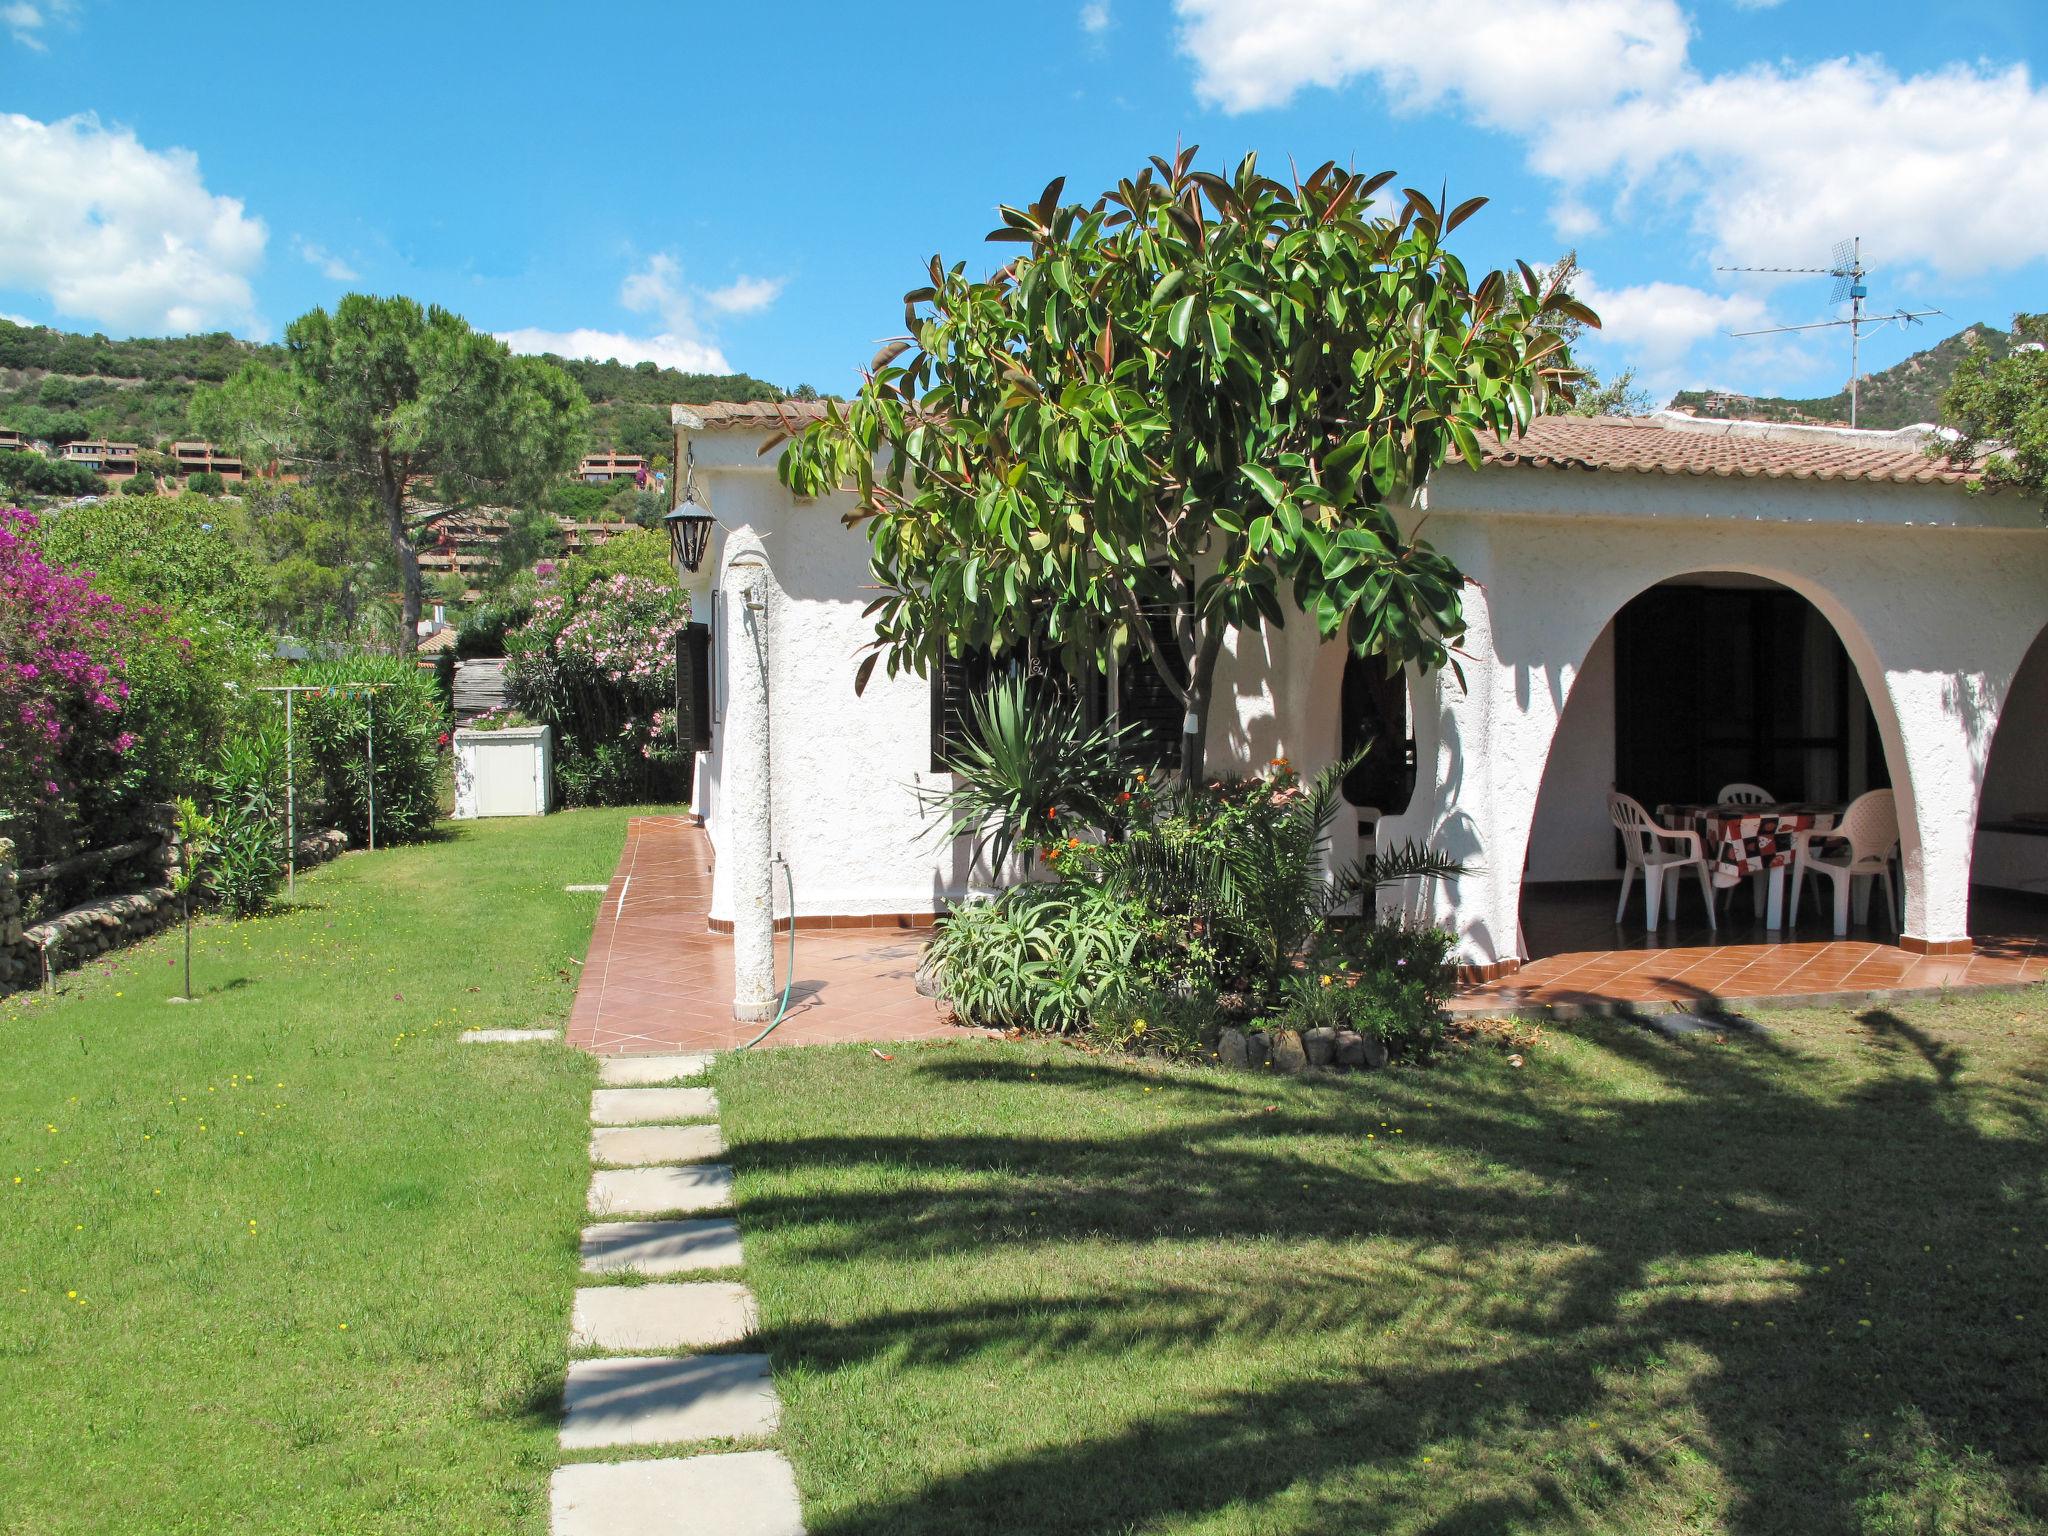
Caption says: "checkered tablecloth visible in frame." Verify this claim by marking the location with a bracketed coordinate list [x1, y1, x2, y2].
[1657, 802, 1842, 887]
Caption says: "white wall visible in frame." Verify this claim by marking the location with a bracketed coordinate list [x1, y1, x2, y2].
[1523, 624, 1618, 883]
[691, 446, 981, 925]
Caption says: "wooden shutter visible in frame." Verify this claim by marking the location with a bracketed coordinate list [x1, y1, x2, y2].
[930, 648, 993, 771]
[674, 622, 713, 753]
[1118, 604, 1188, 769]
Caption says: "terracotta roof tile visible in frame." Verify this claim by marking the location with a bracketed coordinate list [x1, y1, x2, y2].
[676, 401, 1985, 488]
[1471, 414, 1982, 486]
[674, 400, 831, 431]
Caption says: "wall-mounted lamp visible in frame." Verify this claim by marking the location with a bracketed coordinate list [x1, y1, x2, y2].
[664, 492, 715, 574]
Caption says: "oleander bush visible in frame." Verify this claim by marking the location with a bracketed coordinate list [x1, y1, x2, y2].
[204, 726, 291, 916]
[505, 571, 687, 806]
[292, 657, 445, 846]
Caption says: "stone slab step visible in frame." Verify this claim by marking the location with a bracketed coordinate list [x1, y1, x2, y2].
[591, 1123, 726, 1167]
[570, 1282, 758, 1353]
[581, 1219, 743, 1276]
[559, 1353, 779, 1450]
[599, 1053, 713, 1085]
[588, 1165, 734, 1217]
[551, 1452, 804, 1536]
[590, 1087, 718, 1125]
[461, 1028, 561, 1044]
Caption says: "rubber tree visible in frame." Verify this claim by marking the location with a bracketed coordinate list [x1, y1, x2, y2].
[779, 149, 1596, 781]
[194, 295, 587, 654]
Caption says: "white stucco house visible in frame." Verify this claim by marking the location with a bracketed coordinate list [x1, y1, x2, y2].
[669, 401, 2048, 1013]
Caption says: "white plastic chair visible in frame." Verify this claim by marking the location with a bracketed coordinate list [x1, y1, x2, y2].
[1789, 788, 1900, 937]
[1609, 791, 1717, 932]
[1716, 782, 1775, 807]
[1713, 784, 1775, 915]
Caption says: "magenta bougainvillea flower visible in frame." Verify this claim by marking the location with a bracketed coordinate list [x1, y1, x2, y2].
[0, 507, 140, 817]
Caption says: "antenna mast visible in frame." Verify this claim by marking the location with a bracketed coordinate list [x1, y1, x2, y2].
[1715, 237, 1942, 427]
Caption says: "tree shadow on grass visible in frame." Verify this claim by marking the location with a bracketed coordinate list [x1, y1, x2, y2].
[731, 1009, 2048, 1535]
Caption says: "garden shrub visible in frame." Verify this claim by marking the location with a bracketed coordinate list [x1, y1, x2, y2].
[455, 589, 535, 660]
[505, 572, 687, 807]
[204, 726, 289, 915]
[1, 507, 142, 864]
[925, 881, 1149, 1033]
[35, 494, 261, 629]
[1087, 981, 1218, 1060]
[292, 656, 445, 846]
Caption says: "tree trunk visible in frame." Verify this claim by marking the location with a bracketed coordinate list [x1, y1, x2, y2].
[1178, 617, 1228, 785]
[382, 478, 422, 656]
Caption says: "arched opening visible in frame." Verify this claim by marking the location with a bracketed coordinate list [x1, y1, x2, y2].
[1971, 622, 2048, 933]
[1521, 571, 1900, 958]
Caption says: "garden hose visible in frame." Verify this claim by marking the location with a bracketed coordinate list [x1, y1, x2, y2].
[737, 856, 796, 1050]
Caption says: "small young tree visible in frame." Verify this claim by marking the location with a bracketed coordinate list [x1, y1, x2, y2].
[193, 295, 589, 654]
[168, 797, 216, 1003]
[780, 150, 1592, 780]
[1940, 314, 2048, 512]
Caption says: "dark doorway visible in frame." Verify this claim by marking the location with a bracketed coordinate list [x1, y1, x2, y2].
[1613, 580, 1887, 809]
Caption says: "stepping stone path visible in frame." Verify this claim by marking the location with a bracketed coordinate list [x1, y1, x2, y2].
[555, 1063, 804, 1535]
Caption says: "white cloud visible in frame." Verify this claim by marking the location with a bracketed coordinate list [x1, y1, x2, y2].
[0, 111, 266, 334]
[1177, 0, 1688, 121]
[1179, 2, 2048, 281]
[1567, 270, 1774, 398]
[1537, 56, 2048, 278]
[1177, 2, 2048, 391]
[499, 253, 770, 374]
[496, 325, 730, 374]
[292, 237, 358, 283]
[1080, 1, 1111, 34]
[703, 274, 783, 315]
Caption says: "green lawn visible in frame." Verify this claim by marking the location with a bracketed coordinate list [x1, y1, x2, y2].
[716, 994, 2048, 1535]
[0, 811, 635, 1535]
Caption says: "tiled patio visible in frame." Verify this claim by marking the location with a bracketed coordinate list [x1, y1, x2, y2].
[566, 816, 974, 1055]
[1451, 881, 2048, 1018]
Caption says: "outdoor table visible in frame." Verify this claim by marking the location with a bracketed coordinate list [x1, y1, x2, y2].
[1655, 801, 1843, 928]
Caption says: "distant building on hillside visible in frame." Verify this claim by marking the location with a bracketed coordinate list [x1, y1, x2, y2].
[0, 429, 30, 453]
[170, 440, 244, 483]
[59, 440, 139, 479]
[577, 451, 648, 486]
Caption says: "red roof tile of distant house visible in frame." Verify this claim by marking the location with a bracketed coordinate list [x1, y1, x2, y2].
[676, 402, 1983, 487]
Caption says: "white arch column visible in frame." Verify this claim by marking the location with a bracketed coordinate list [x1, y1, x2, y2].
[718, 530, 779, 1021]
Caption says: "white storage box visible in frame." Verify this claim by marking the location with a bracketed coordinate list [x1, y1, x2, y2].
[453, 725, 552, 818]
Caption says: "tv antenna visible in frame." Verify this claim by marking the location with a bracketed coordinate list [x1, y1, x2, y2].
[1716, 237, 1943, 428]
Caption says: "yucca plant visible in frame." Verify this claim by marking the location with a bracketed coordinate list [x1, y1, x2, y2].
[919, 674, 1129, 879]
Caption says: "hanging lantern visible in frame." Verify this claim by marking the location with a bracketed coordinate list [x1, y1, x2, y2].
[664, 492, 716, 575]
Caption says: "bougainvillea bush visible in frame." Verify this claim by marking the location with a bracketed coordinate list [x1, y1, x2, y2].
[0, 507, 138, 862]
[505, 572, 688, 806]
[2, 507, 254, 882]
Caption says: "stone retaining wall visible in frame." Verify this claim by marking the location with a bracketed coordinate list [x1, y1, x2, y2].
[0, 823, 349, 993]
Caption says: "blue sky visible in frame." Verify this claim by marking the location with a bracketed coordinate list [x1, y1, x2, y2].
[3, 0, 2044, 407]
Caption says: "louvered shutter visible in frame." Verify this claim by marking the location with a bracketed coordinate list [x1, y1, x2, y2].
[1118, 603, 1188, 769]
[674, 622, 713, 753]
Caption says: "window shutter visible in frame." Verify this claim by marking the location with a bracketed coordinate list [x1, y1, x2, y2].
[930, 649, 992, 772]
[674, 622, 713, 753]
[1118, 604, 1188, 768]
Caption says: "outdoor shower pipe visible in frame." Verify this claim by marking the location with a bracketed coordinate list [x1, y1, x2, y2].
[737, 854, 797, 1051]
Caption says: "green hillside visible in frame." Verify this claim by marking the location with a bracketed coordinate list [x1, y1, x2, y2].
[1668, 321, 2014, 430]
[0, 319, 790, 462]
